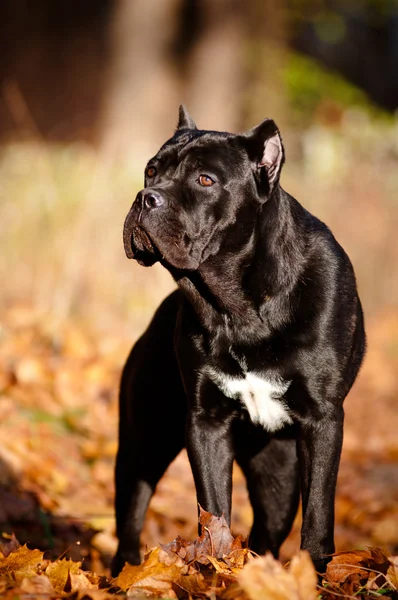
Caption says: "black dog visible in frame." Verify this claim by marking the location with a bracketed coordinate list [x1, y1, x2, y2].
[112, 106, 365, 576]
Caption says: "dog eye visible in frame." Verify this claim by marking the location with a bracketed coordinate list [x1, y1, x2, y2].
[146, 166, 157, 178]
[198, 174, 215, 187]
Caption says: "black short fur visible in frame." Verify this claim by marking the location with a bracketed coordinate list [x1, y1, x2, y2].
[112, 106, 366, 576]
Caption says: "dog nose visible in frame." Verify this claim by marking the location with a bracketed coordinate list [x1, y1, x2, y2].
[143, 192, 164, 209]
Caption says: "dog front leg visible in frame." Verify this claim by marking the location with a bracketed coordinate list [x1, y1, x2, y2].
[186, 408, 235, 525]
[297, 407, 344, 573]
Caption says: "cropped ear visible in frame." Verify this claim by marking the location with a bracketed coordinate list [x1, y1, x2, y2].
[243, 119, 284, 190]
[176, 105, 197, 130]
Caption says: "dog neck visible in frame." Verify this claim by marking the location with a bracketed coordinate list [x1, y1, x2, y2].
[169, 187, 308, 338]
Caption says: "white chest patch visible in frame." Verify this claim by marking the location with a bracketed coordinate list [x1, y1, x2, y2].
[206, 368, 292, 432]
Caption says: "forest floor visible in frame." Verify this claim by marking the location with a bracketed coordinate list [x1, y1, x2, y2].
[0, 304, 397, 599]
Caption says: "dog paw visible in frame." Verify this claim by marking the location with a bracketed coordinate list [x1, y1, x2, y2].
[312, 556, 332, 575]
[111, 551, 141, 577]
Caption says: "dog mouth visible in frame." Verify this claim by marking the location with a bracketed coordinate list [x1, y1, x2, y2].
[125, 226, 159, 266]
[123, 216, 206, 271]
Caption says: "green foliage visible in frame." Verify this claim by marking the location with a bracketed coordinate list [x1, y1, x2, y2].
[283, 52, 389, 125]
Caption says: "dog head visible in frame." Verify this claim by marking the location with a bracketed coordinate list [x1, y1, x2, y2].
[123, 106, 285, 269]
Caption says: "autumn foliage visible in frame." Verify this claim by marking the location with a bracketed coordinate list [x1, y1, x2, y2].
[1, 513, 398, 599]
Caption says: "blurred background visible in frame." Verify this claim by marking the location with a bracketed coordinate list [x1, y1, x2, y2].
[0, 0, 397, 573]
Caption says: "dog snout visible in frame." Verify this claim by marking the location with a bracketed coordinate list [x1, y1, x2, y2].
[144, 191, 164, 209]
[123, 189, 165, 260]
[134, 189, 164, 215]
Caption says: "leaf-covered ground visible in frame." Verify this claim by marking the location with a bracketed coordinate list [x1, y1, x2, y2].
[0, 305, 397, 598]
[0, 513, 397, 599]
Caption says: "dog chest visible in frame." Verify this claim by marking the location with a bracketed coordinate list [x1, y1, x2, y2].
[206, 368, 292, 432]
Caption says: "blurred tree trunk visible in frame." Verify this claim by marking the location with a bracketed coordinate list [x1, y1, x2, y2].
[243, 0, 288, 130]
[184, 0, 245, 132]
[100, 0, 287, 160]
[100, 0, 182, 167]
[0, 0, 111, 143]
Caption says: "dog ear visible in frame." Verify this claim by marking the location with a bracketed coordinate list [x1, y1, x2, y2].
[176, 105, 197, 130]
[243, 119, 284, 189]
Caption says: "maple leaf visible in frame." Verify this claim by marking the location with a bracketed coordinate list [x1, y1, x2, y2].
[114, 546, 203, 598]
[0, 544, 46, 585]
[174, 571, 210, 597]
[207, 549, 252, 580]
[162, 513, 251, 598]
[68, 569, 96, 592]
[207, 555, 235, 576]
[325, 547, 391, 591]
[45, 557, 85, 593]
[223, 547, 252, 571]
[238, 551, 317, 600]
[165, 507, 243, 566]
[198, 507, 236, 559]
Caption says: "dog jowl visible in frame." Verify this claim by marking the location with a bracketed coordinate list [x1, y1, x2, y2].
[113, 106, 366, 576]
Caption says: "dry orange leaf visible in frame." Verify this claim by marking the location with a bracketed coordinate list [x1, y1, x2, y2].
[45, 557, 84, 593]
[207, 549, 251, 578]
[207, 555, 237, 577]
[68, 569, 95, 592]
[326, 547, 391, 588]
[114, 546, 194, 598]
[198, 506, 237, 558]
[174, 571, 210, 597]
[387, 555, 398, 589]
[19, 574, 54, 595]
[238, 551, 317, 600]
[0, 534, 21, 558]
[224, 547, 252, 570]
[0, 545, 46, 584]
[72, 591, 117, 600]
[165, 507, 243, 566]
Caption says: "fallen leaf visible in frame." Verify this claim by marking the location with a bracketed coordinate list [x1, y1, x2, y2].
[114, 546, 189, 598]
[387, 555, 398, 589]
[0, 534, 21, 558]
[207, 555, 237, 577]
[0, 545, 45, 584]
[19, 574, 54, 595]
[73, 590, 117, 600]
[163, 534, 196, 563]
[0, 580, 8, 596]
[326, 547, 391, 590]
[46, 557, 84, 593]
[221, 581, 249, 600]
[198, 506, 235, 558]
[224, 547, 252, 570]
[165, 507, 241, 566]
[174, 571, 209, 597]
[238, 551, 317, 600]
[69, 569, 96, 591]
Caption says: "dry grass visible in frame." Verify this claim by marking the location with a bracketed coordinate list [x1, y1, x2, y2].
[0, 141, 173, 338]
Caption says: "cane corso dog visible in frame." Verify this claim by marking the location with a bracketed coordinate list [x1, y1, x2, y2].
[112, 106, 366, 576]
